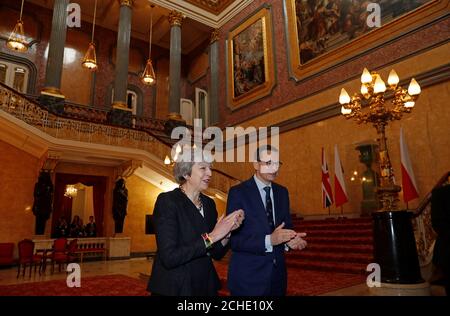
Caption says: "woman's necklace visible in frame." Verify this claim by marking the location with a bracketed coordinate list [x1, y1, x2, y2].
[179, 185, 203, 210]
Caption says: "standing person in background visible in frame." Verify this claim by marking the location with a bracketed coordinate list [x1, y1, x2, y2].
[85, 215, 97, 237]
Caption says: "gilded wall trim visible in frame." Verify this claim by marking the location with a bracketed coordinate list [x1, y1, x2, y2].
[226, 4, 276, 111]
[277, 64, 450, 134]
[283, 0, 450, 83]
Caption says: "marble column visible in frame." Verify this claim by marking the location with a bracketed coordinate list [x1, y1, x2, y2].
[112, 0, 133, 111]
[209, 29, 220, 125]
[41, 0, 69, 98]
[167, 10, 184, 121]
[110, 0, 133, 127]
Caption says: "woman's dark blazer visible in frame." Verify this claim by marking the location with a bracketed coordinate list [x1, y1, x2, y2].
[147, 188, 228, 296]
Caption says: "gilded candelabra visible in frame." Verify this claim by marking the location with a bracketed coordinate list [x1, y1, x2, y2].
[339, 68, 421, 211]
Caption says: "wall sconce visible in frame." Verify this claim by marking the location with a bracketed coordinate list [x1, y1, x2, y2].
[164, 144, 183, 166]
[164, 155, 173, 166]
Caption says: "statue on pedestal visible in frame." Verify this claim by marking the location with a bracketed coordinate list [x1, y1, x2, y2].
[356, 143, 380, 216]
[32, 170, 54, 235]
[112, 178, 128, 234]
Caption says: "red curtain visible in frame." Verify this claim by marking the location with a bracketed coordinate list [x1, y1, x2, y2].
[52, 173, 107, 237]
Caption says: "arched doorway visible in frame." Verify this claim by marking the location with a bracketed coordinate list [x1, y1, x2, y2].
[52, 173, 107, 238]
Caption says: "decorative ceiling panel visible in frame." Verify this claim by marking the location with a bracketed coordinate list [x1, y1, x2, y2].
[182, 0, 236, 14]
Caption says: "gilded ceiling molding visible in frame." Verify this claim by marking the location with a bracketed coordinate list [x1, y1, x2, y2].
[210, 29, 220, 44]
[184, 0, 235, 14]
[150, 0, 253, 28]
[168, 10, 185, 27]
[116, 160, 143, 179]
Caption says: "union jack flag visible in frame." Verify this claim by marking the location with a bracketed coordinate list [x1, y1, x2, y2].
[322, 147, 334, 208]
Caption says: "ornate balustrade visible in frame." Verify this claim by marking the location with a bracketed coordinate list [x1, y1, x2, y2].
[0, 84, 169, 160]
[134, 116, 166, 131]
[412, 171, 449, 267]
[412, 201, 437, 266]
[1, 83, 240, 194]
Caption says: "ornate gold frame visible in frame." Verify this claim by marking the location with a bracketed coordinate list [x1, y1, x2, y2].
[284, 0, 450, 81]
[227, 5, 275, 111]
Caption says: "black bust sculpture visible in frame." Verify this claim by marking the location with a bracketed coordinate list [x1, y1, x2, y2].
[32, 170, 54, 235]
[112, 178, 128, 233]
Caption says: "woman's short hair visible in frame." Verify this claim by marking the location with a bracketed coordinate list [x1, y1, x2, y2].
[172, 149, 212, 184]
[173, 161, 195, 184]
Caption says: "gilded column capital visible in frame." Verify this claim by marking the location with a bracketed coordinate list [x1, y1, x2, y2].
[168, 11, 185, 27]
[119, 0, 133, 7]
[40, 150, 61, 172]
[210, 29, 220, 44]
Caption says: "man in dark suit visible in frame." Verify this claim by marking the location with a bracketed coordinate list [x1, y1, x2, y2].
[431, 182, 450, 296]
[226, 145, 307, 296]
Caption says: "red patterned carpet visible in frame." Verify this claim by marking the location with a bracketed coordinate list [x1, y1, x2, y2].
[215, 218, 371, 296]
[0, 274, 149, 296]
[214, 261, 365, 296]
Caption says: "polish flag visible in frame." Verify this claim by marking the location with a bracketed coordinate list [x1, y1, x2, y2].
[322, 148, 334, 208]
[334, 145, 348, 207]
[400, 128, 419, 203]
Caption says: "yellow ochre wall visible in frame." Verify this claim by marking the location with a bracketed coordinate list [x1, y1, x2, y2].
[123, 175, 161, 253]
[215, 43, 450, 217]
[0, 140, 40, 247]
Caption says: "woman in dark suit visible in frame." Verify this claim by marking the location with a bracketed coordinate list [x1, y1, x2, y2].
[147, 151, 244, 296]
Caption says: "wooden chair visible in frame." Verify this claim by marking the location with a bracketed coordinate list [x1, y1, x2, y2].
[66, 239, 78, 263]
[48, 238, 68, 274]
[17, 239, 42, 278]
[0, 243, 14, 267]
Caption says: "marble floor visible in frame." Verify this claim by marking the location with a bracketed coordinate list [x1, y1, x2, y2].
[0, 258, 152, 286]
[0, 258, 445, 296]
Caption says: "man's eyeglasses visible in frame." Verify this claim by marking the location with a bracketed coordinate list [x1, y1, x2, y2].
[258, 160, 283, 168]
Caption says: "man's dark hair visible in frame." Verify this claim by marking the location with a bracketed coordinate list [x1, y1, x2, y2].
[255, 145, 279, 162]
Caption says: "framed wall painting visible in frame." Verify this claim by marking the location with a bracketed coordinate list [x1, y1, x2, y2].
[283, 0, 448, 82]
[227, 5, 276, 111]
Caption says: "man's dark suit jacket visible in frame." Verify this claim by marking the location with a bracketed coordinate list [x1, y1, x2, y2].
[431, 185, 450, 274]
[226, 177, 293, 296]
[147, 188, 228, 296]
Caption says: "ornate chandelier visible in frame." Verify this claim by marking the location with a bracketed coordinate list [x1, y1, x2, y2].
[141, 5, 156, 85]
[64, 185, 78, 198]
[82, 0, 98, 70]
[7, 0, 28, 52]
